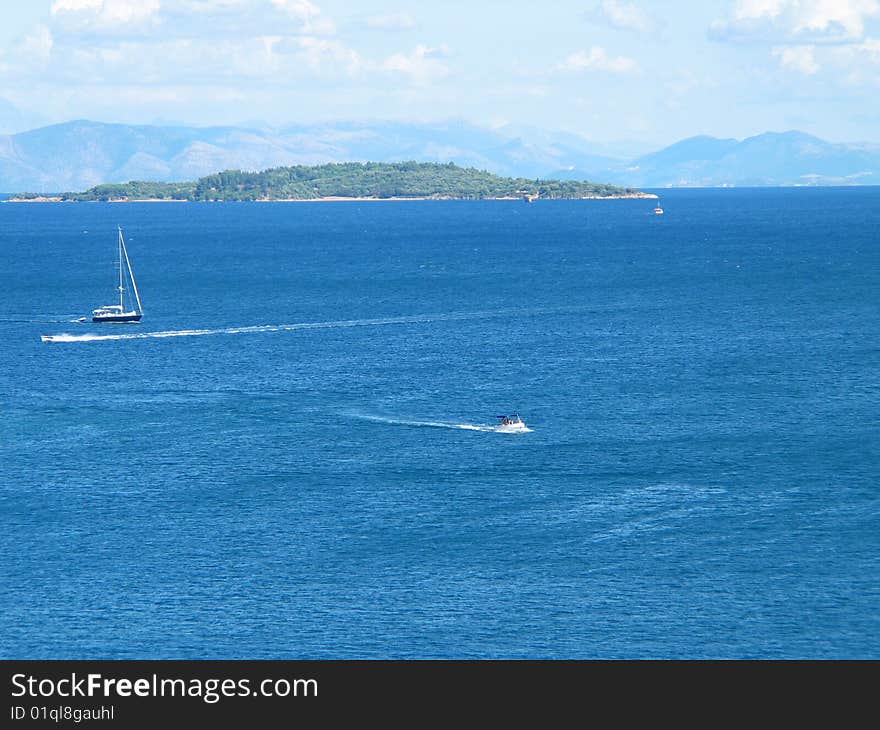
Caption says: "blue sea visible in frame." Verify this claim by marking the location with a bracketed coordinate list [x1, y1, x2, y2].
[1, 189, 878, 659]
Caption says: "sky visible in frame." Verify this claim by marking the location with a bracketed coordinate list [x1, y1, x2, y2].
[0, 0, 878, 146]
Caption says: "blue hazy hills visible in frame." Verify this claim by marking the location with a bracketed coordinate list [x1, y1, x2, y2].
[2, 119, 878, 191]
[556, 130, 880, 188]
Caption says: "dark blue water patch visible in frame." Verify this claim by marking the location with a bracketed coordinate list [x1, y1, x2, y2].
[1, 190, 878, 658]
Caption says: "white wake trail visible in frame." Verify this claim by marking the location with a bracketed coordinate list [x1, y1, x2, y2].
[347, 413, 532, 434]
[40, 309, 520, 344]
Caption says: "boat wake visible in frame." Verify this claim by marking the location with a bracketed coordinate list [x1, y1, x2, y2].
[348, 413, 532, 434]
[0, 315, 83, 324]
[40, 308, 541, 344]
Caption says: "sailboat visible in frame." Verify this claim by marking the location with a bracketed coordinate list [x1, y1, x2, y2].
[91, 226, 143, 323]
[653, 199, 664, 215]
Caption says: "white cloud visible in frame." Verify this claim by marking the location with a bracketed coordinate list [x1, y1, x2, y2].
[666, 69, 706, 97]
[711, 0, 880, 42]
[559, 47, 639, 73]
[0, 25, 55, 76]
[711, 1, 880, 87]
[0, 0, 362, 87]
[22, 26, 55, 64]
[831, 36, 880, 83]
[47, 34, 365, 84]
[270, 0, 319, 16]
[270, 0, 334, 34]
[766, 31, 880, 84]
[51, 0, 101, 10]
[773, 44, 819, 73]
[592, 0, 655, 33]
[0, 0, 460, 97]
[382, 44, 450, 84]
[855, 36, 880, 58]
[364, 13, 416, 31]
[732, 0, 787, 21]
[785, 0, 877, 37]
[50, 0, 161, 32]
[47, 0, 336, 39]
[171, 1, 250, 9]
[296, 37, 362, 75]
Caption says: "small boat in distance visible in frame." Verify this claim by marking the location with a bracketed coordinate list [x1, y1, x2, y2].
[496, 414, 529, 433]
[92, 226, 143, 323]
[653, 201, 664, 215]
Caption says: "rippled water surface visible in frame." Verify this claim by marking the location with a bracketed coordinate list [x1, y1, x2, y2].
[1, 189, 878, 657]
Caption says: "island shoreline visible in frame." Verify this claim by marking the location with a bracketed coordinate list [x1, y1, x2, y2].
[6, 192, 658, 203]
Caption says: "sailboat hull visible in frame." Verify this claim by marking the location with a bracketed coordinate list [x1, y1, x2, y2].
[92, 313, 142, 323]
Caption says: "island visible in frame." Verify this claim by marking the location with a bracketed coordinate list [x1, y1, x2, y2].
[8, 162, 655, 202]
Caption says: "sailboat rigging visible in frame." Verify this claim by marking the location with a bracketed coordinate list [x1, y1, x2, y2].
[91, 226, 143, 323]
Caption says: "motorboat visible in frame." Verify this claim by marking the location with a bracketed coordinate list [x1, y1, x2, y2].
[496, 414, 529, 433]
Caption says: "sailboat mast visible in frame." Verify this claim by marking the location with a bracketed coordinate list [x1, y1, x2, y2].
[120, 227, 143, 314]
[118, 226, 125, 310]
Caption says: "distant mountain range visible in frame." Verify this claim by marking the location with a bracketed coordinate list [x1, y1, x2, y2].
[2, 120, 879, 192]
[553, 131, 880, 188]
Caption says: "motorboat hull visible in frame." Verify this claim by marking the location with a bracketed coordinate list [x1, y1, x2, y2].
[496, 422, 529, 433]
